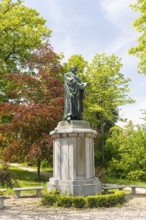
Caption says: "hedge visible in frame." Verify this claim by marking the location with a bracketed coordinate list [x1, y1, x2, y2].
[41, 191, 125, 208]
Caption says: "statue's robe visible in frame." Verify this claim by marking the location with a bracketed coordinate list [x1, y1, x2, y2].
[64, 72, 85, 120]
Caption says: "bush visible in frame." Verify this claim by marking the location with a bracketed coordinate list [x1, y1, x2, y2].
[41, 193, 57, 206]
[41, 159, 52, 168]
[0, 164, 12, 187]
[0, 190, 3, 196]
[41, 191, 125, 208]
[127, 170, 146, 181]
[86, 191, 125, 208]
[56, 195, 73, 207]
[72, 196, 86, 208]
[86, 196, 98, 208]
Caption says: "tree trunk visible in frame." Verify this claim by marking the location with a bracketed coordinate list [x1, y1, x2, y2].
[37, 158, 41, 179]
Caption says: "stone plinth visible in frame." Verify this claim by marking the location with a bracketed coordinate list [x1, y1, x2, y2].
[47, 120, 101, 196]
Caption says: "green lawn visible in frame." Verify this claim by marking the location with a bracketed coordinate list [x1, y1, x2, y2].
[102, 177, 146, 186]
[1, 162, 146, 196]
[0, 166, 49, 196]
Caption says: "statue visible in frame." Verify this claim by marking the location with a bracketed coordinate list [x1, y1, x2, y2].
[64, 66, 87, 121]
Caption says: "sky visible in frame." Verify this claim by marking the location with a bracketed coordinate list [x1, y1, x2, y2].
[23, 0, 146, 126]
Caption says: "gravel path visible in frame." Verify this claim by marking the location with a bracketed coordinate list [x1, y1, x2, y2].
[0, 194, 146, 220]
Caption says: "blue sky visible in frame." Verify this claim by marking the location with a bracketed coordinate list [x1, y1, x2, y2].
[24, 0, 146, 126]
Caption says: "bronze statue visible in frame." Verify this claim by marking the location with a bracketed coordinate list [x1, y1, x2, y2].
[64, 66, 87, 121]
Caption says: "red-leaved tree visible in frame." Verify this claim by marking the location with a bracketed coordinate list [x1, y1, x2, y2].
[0, 43, 64, 178]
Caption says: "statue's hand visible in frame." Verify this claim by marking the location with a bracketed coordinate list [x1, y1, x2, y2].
[79, 82, 87, 90]
[84, 82, 87, 87]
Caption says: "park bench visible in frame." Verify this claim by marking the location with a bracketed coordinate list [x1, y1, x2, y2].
[13, 186, 44, 198]
[102, 185, 126, 194]
[128, 186, 146, 195]
[0, 189, 6, 192]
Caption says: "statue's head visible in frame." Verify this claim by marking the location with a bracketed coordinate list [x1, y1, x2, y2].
[70, 66, 77, 73]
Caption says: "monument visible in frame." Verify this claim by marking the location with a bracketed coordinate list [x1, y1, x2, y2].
[47, 66, 101, 196]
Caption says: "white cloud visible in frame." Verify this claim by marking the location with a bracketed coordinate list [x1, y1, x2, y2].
[118, 100, 146, 126]
[24, 0, 64, 26]
[50, 34, 75, 60]
[99, 0, 137, 26]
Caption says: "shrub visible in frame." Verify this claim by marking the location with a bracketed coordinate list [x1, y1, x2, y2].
[86, 196, 98, 208]
[86, 192, 125, 208]
[41, 191, 125, 208]
[56, 195, 73, 208]
[95, 167, 107, 179]
[72, 196, 86, 208]
[41, 193, 57, 206]
[0, 164, 12, 187]
[127, 170, 146, 181]
[0, 191, 3, 196]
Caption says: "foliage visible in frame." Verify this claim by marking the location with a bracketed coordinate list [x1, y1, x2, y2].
[0, 190, 3, 195]
[0, 165, 48, 195]
[41, 191, 125, 208]
[84, 53, 133, 128]
[41, 159, 53, 168]
[63, 54, 87, 78]
[129, 0, 146, 74]
[86, 192, 125, 208]
[0, 43, 64, 177]
[0, 0, 51, 73]
[106, 121, 146, 181]
[41, 193, 58, 206]
[127, 170, 146, 181]
[95, 167, 107, 180]
[72, 196, 86, 208]
[0, 163, 12, 187]
[83, 53, 134, 163]
[56, 195, 73, 208]
[86, 196, 98, 208]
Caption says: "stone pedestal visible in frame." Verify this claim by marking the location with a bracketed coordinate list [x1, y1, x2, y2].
[47, 120, 101, 196]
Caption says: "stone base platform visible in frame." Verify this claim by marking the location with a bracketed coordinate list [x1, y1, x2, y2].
[48, 178, 101, 196]
[47, 120, 101, 196]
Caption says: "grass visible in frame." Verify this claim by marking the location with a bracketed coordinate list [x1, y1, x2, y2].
[0, 162, 146, 196]
[0, 166, 49, 196]
[102, 177, 146, 186]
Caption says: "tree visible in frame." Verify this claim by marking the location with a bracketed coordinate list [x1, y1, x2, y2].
[83, 53, 134, 163]
[106, 122, 146, 181]
[129, 0, 146, 74]
[63, 54, 87, 78]
[0, 0, 51, 73]
[0, 43, 64, 178]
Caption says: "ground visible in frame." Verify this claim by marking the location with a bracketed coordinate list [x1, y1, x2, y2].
[1, 163, 146, 219]
[0, 194, 146, 220]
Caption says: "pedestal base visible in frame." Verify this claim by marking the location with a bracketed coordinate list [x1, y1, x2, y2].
[47, 121, 101, 196]
[48, 178, 101, 196]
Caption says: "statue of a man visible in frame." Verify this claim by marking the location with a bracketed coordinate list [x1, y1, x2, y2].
[64, 66, 87, 121]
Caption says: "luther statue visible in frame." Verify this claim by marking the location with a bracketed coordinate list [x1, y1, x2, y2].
[64, 66, 87, 121]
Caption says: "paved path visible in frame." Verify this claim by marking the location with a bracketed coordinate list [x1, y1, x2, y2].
[0, 195, 146, 220]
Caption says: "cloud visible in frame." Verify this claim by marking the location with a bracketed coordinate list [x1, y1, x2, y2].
[118, 100, 146, 126]
[24, 0, 64, 26]
[50, 34, 76, 60]
[99, 0, 137, 26]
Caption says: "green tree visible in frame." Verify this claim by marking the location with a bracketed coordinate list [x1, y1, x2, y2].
[129, 0, 146, 74]
[83, 53, 134, 163]
[63, 54, 87, 77]
[0, 0, 51, 73]
[106, 122, 146, 181]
